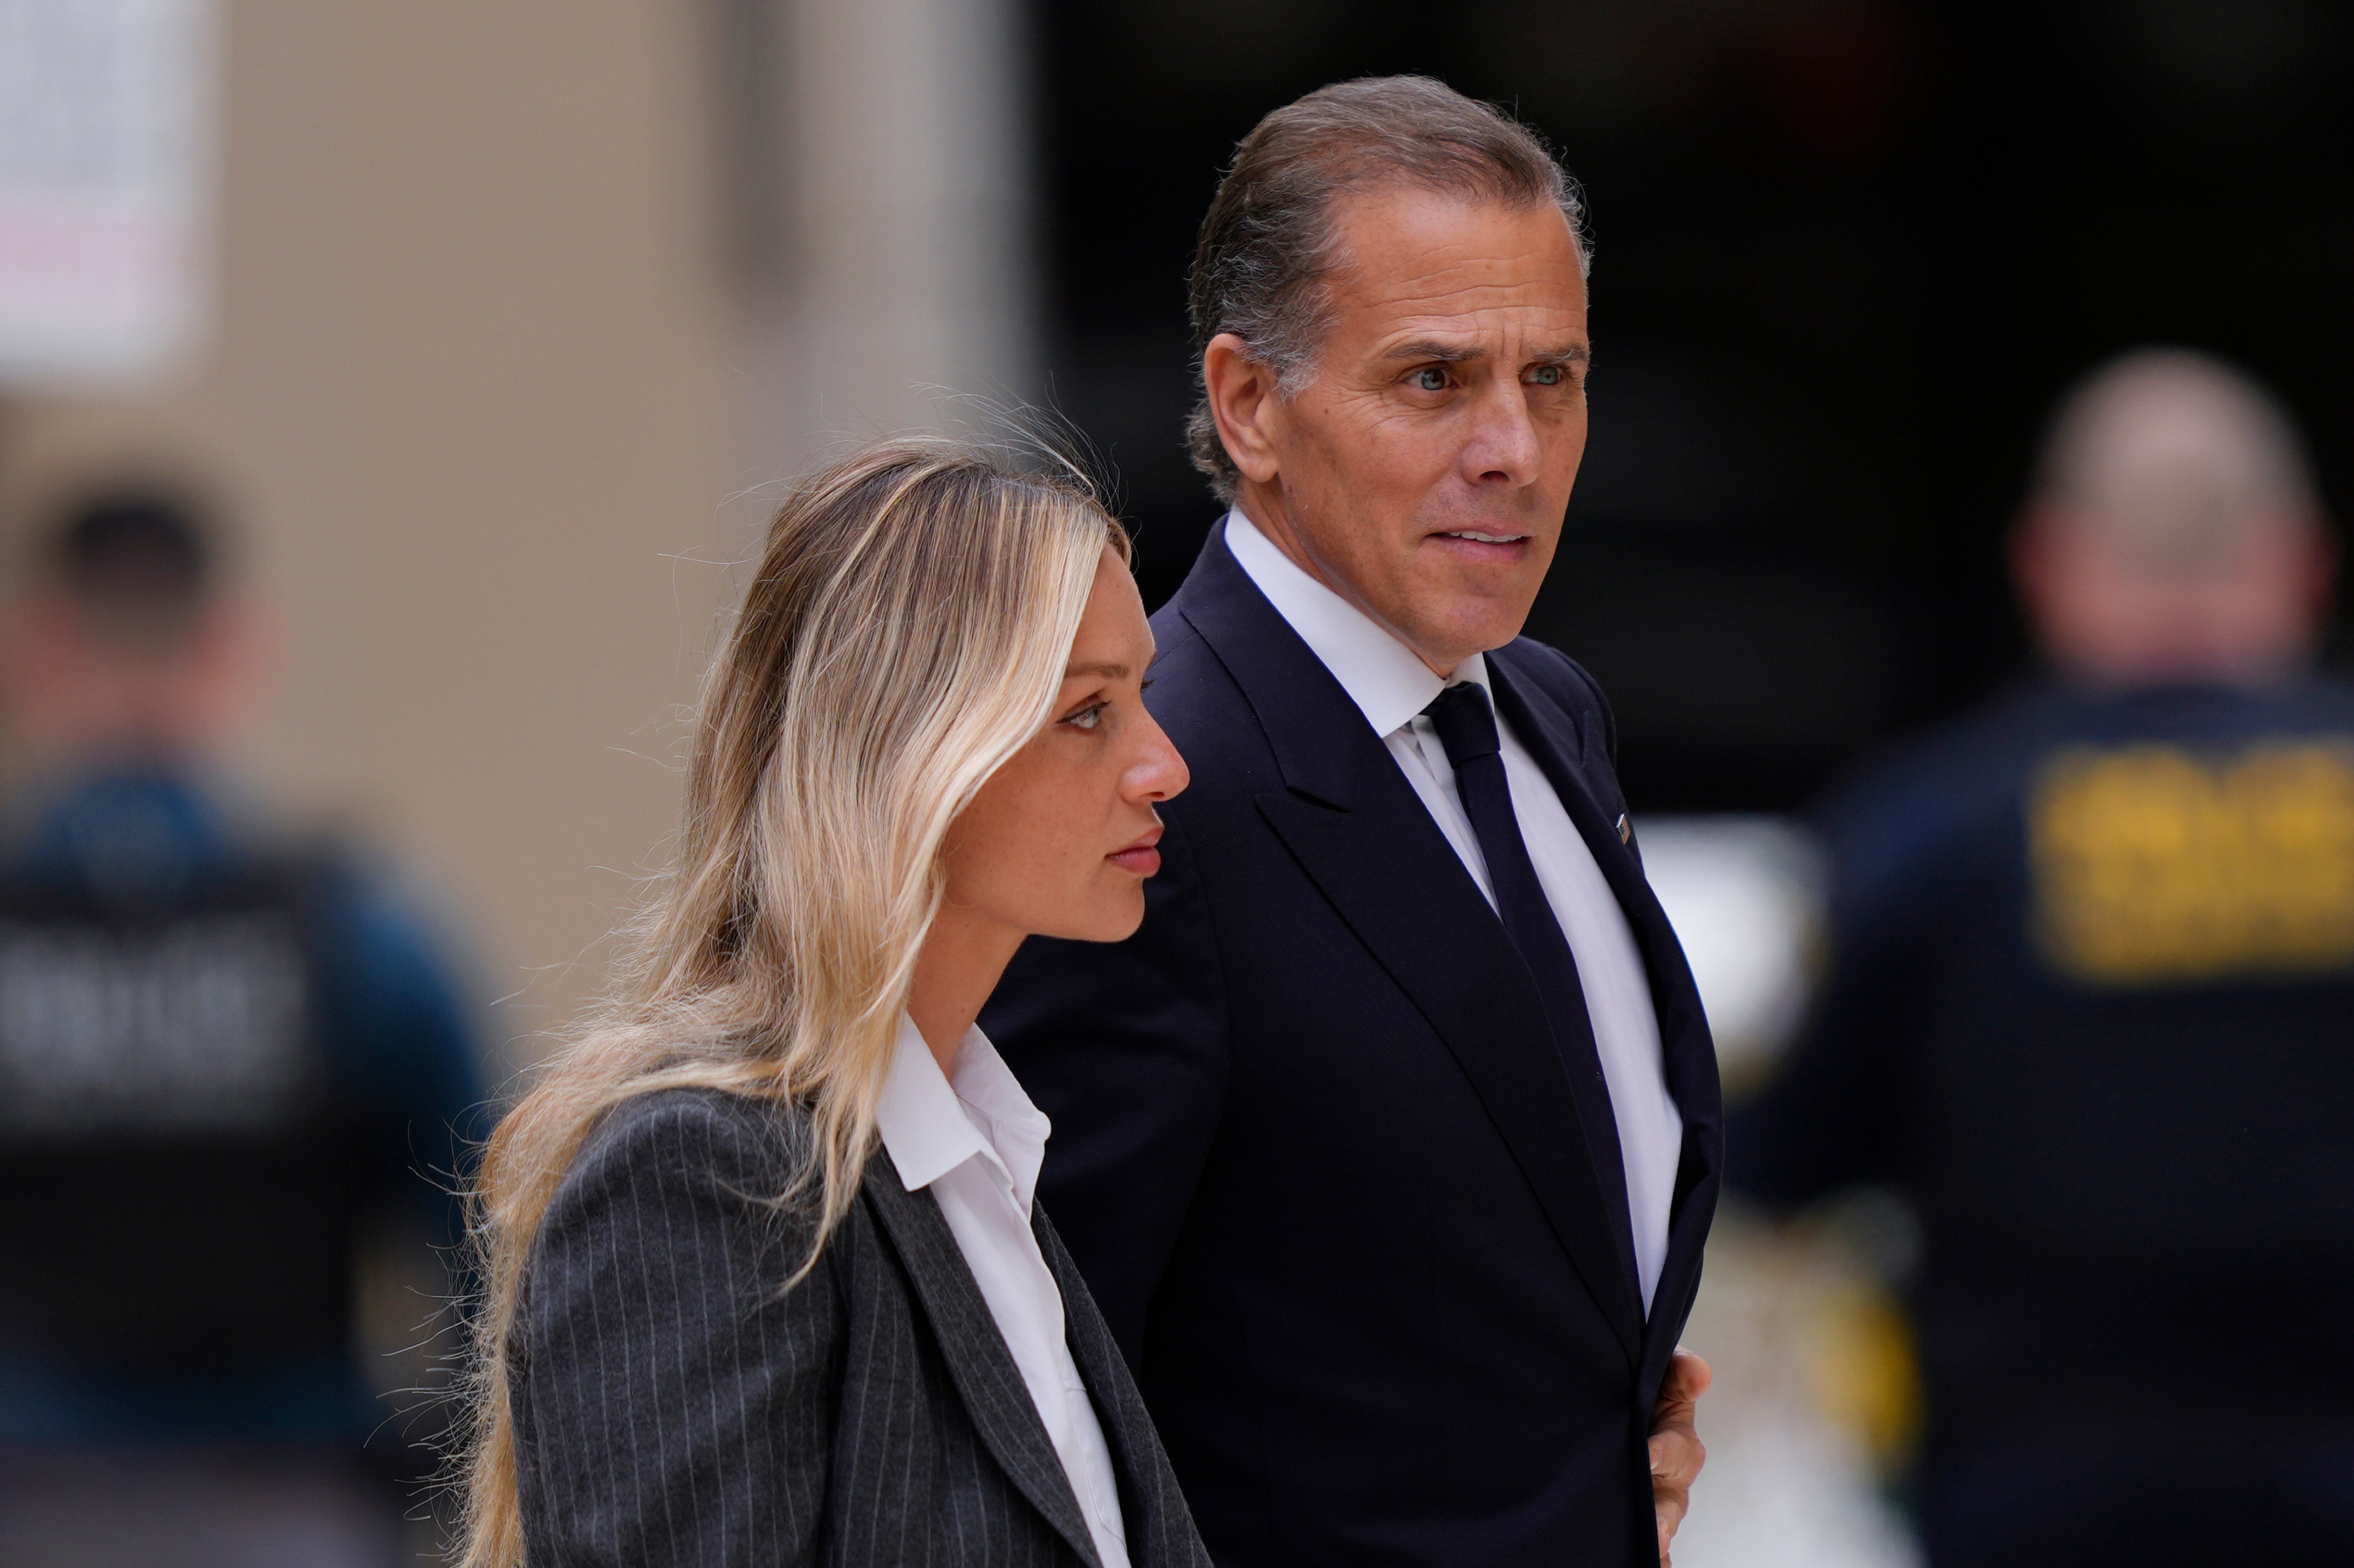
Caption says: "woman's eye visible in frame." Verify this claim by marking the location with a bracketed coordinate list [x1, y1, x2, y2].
[1063, 701, 1107, 732]
[1412, 367, 1450, 392]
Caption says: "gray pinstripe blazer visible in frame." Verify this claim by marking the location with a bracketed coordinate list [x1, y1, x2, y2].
[510, 1086, 1213, 1568]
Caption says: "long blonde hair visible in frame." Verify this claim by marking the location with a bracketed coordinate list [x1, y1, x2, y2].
[456, 437, 1127, 1568]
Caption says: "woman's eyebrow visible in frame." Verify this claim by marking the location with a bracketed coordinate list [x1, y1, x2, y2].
[1064, 661, 1130, 680]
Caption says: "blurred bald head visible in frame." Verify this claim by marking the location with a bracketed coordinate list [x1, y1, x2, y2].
[2013, 350, 2332, 686]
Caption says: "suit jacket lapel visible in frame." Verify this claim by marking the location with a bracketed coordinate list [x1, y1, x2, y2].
[1485, 652, 1711, 1080]
[1035, 1209, 1195, 1567]
[1172, 530, 1645, 1364]
[1487, 650, 1726, 1377]
[862, 1152, 1103, 1568]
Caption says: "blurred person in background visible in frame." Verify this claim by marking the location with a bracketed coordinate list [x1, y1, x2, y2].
[0, 490, 487, 1568]
[1730, 349, 2354, 1565]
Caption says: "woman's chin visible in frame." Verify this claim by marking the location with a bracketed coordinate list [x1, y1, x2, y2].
[1031, 891, 1146, 947]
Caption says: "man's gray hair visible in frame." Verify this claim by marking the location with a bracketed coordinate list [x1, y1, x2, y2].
[1185, 76, 1589, 502]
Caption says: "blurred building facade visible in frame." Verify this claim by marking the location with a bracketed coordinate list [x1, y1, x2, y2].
[0, 0, 1042, 1047]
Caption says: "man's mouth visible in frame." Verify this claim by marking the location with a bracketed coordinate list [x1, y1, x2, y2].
[1432, 529, 1532, 548]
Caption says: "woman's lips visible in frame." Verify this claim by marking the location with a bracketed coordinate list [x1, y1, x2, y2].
[1107, 827, 1163, 877]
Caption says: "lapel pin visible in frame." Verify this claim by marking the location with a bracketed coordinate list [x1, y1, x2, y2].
[1615, 813, 1632, 845]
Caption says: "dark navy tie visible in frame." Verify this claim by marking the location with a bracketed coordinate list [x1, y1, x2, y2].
[1421, 680, 1636, 1277]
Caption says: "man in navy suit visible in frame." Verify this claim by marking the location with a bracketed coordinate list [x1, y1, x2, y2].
[984, 77, 1719, 1567]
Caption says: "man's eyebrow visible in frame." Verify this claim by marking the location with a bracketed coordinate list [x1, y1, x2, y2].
[1384, 339, 1482, 364]
[1382, 339, 1591, 365]
[1532, 342, 1593, 366]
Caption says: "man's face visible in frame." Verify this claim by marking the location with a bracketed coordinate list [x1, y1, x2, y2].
[1225, 186, 1591, 674]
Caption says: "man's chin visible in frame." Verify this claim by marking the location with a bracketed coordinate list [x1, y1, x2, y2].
[1402, 579, 1541, 652]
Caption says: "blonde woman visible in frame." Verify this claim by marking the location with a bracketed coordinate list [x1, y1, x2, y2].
[459, 440, 1203, 1568]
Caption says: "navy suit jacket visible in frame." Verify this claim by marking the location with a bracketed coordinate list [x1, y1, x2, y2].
[983, 523, 1723, 1568]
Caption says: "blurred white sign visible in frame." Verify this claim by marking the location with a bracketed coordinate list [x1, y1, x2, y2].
[0, 0, 213, 386]
[1634, 815, 1825, 1077]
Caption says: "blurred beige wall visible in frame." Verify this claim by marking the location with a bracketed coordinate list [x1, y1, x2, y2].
[0, 0, 741, 1058]
[0, 0, 1040, 1066]
[741, 0, 1039, 475]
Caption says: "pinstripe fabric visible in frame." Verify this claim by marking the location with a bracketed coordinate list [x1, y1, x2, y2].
[1033, 1214, 1212, 1568]
[511, 1087, 1212, 1568]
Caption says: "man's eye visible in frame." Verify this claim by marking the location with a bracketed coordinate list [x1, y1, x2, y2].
[1412, 367, 1450, 392]
[1063, 701, 1108, 732]
[1528, 364, 1565, 386]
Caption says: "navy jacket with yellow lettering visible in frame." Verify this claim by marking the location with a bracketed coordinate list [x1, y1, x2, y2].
[1732, 677, 2354, 1566]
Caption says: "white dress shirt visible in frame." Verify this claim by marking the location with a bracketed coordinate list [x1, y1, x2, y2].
[1225, 509, 1685, 1313]
[875, 1016, 1132, 1567]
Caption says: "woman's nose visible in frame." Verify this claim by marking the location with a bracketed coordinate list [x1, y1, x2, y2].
[1129, 713, 1189, 802]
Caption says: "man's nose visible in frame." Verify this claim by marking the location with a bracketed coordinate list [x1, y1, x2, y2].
[1462, 379, 1544, 486]
[1127, 711, 1190, 802]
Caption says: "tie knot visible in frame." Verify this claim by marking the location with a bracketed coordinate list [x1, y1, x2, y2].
[1421, 680, 1500, 768]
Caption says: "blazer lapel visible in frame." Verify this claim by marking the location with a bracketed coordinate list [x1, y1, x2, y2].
[1485, 653, 1712, 1081]
[1035, 1209, 1200, 1568]
[1487, 650, 1727, 1379]
[862, 1152, 1102, 1568]
[1173, 531, 1645, 1364]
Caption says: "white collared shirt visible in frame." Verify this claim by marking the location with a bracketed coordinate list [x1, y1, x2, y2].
[874, 1017, 1131, 1567]
[1224, 509, 1685, 1313]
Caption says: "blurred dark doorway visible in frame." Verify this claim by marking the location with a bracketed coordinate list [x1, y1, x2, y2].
[1030, 0, 2354, 811]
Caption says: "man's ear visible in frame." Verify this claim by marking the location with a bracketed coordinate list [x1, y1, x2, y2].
[2011, 503, 2106, 675]
[2008, 504, 2060, 627]
[2290, 507, 2340, 635]
[1203, 334, 1283, 486]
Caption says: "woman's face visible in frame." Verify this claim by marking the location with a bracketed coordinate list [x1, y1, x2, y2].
[942, 546, 1188, 944]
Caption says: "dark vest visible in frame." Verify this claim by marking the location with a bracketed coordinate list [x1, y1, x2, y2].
[0, 854, 371, 1374]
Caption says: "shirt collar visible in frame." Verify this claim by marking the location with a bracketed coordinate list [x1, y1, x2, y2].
[1223, 508, 1489, 738]
[873, 1014, 1053, 1213]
